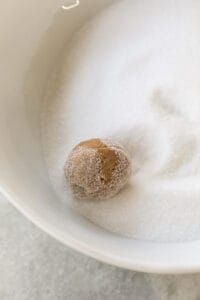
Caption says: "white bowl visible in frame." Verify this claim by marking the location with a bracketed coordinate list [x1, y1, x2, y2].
[1, 0, 200, 274]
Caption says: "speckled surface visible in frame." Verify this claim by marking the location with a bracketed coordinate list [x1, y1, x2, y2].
[1, 195, 200, 300]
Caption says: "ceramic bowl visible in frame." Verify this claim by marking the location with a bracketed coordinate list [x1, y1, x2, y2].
[1, 0, 200, 274]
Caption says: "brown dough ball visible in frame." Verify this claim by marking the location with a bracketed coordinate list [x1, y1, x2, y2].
[64, 138, 131, 200]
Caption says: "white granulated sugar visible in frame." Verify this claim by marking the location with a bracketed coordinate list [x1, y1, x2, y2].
[41, 0, 200, 242]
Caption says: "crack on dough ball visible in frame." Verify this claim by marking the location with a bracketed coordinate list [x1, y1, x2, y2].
[65, 138, 131, 200]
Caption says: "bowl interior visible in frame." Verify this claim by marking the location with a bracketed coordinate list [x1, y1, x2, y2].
[1, 0, 200, 273]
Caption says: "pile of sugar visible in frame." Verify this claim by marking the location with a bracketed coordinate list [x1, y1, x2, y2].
[41, 0, 200, 242]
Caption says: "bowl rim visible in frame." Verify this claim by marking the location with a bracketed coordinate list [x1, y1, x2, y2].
[2, 185, 200, 274]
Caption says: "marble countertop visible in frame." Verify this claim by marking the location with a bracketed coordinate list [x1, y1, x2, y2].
[1, 195, 200, 300]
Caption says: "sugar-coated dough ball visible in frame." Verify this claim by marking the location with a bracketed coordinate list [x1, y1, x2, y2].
[65, 138, 131, 200]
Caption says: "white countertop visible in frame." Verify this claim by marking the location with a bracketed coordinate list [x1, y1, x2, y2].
[1, 194, 200, 300]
